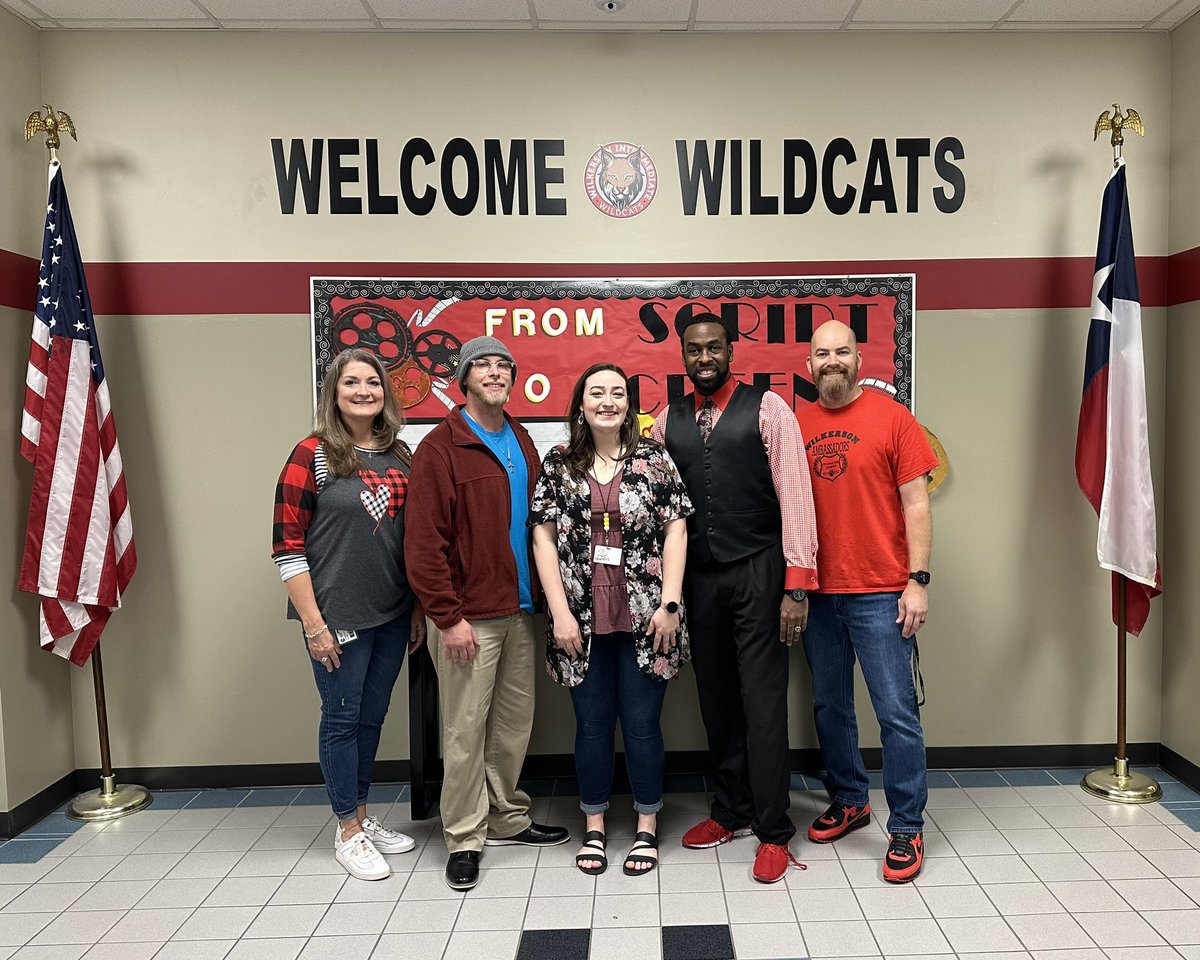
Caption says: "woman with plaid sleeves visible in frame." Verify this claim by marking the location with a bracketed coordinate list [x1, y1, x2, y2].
[271, 348, 424, 882]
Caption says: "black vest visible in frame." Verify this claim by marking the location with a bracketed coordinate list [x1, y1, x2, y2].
[665, 383, 781, 564]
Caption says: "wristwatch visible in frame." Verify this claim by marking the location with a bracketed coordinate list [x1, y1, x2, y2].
[909, 571, 932, 586]
[787, 588, 808, 603]
[661, 601, 679, 614]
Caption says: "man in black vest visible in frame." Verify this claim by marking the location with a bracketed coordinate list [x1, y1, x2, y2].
[651, 314, 820, 883]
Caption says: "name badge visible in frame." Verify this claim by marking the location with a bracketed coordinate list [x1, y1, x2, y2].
[593, 545, 623, 566]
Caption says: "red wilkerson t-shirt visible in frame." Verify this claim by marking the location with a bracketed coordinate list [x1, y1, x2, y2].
[798, 389, 939, 593]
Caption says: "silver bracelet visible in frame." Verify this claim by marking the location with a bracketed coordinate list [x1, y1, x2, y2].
[304, 624, 329, 641]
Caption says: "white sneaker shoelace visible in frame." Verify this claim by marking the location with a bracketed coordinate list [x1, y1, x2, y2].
[361, 815, 416, 854]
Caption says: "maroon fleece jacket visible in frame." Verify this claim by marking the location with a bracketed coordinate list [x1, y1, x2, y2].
[404, 407, 541, 630]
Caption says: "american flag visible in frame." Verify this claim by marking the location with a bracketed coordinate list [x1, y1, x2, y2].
[19, 162, 136, 665]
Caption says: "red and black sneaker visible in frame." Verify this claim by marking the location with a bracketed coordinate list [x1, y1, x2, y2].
[882, 832, 923, 883]
[807, 801, 872, 843]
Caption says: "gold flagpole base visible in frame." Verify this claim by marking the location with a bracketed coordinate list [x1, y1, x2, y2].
[1081, 758, 1162, 804]
[66, 774, 153, 822]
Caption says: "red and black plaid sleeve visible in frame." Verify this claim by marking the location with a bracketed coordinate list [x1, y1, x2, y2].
[272, 437, 320, 558]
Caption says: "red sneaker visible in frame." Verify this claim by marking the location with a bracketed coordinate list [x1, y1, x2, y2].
[681, 818, 752, 849]
[752, 842, 806, 883]
[807, 801, 872, 843]
[882, 832, 923, 883]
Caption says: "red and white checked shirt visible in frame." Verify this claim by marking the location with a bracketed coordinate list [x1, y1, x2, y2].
[652, 378, 819, 590]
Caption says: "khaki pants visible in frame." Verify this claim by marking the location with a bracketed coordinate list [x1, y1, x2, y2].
[429, 613, 536, 852]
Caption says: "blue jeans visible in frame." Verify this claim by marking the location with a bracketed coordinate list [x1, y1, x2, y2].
[308, 613, 409, 820]
[802, 593, 926, 834]
[569, 631, 669, 815]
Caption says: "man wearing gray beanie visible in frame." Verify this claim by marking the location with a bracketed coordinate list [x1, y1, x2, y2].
[455, 335, 516, 392]
[407, 336, 568, 891]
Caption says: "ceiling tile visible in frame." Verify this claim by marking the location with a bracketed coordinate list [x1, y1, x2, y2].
[201, 0, 372, 19]
[29, 0, 207, 16]
[1007, 0, 1177, 22]
[379, 18, 533, 28]
[854, 0, 1013, 22]
[369, 0, 530, 19]
[696, 0, 853, 22]
[0, 0, 45, 21]
[847, 19, 994, 29]
[216, 18, 378, 28]
[695, 20, 842, 30]
[533, 0, 690, 22]
[537, 18, 684, 28]
[48, 18, 216, 26]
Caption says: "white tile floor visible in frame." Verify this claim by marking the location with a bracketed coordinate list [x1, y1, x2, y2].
[0, 771, 1199, 959]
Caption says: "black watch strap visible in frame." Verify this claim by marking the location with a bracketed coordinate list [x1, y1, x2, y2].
[787, 588, 808, 603]
[909, 571, 931, 586]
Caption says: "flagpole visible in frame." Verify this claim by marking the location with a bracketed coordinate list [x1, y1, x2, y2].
[1082, 574, 1160, 802]
[67, 644, 153, 821]
[1079, 106, 1160, 803]
[23, 108, 152, 823]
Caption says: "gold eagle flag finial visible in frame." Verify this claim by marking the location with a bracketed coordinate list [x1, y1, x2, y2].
[24, 104, 77, 160]
[1093, 103, 1144, 165]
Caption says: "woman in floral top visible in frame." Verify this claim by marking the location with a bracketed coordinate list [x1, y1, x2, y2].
[530, 363, 693, 877]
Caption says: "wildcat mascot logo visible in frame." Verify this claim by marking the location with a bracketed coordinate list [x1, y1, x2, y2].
[584, 141, 658, 219]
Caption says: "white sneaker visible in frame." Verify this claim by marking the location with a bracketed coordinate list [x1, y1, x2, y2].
[361, 815, 416, 854]
[334, 828, 390, 881]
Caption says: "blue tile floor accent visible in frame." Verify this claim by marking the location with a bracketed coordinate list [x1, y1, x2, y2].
[147, 790, 200, 809]
[365, 783, 403, 805]
[0, 838, 66, 863]
[20, 813, 86, 837]
[185, 789, 252, 808]
[926, 770, 957, 788]
[293, 787, 331, 805]
[1047, 767, 1094, 785]
[1159, 780, 1200, 802]
[1000, 768, 1059, 786]
[1165, 806, 1200, 830]
[240, 788, 302, 807]
[950, 769, 1008, 787]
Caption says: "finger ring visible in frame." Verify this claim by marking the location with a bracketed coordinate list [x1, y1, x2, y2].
[794, 626, 801, 633]
[321, 657, 329, 663]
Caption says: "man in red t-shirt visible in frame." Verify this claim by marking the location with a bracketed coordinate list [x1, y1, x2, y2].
[797, 320, 939, 884]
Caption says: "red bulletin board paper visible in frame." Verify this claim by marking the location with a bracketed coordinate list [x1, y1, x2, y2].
[311, 276, 915, 423]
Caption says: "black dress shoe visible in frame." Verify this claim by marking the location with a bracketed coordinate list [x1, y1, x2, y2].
[484, 821, 570, 847]
[445, 850, 480, 889]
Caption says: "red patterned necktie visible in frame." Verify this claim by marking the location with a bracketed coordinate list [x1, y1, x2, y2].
[698, 398, 715, 442]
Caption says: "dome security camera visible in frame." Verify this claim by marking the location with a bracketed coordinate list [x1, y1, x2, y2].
[595, 0, 626, 11]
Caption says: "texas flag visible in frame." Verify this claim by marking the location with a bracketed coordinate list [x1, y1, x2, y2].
[1074, 159, 1161, 636]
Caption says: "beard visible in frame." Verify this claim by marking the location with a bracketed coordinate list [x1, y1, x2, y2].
[815, 364, 858, 405]
[688, 365, 730, 396]
[466, 379, 512, 409]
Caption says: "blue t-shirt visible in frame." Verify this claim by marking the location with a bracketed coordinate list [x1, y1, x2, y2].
[464, 412, 534, 612]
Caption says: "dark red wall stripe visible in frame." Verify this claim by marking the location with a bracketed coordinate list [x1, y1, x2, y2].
[1, 248, 1196, 316]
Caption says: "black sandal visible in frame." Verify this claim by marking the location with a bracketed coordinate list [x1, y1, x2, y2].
[575, 830, 608, 875]
[622, 830, 659, 876]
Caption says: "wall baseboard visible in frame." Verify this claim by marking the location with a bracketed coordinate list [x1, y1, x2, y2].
[1, 772, 76, 839]
[2, 741, 1183, 838]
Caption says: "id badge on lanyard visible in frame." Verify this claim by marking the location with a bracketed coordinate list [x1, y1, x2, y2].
[593, 544, 623, 566]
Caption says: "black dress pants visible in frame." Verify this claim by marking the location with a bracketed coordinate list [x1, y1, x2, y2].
[683, 544, 794, 845]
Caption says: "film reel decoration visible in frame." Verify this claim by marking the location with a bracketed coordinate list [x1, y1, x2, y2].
[412, 329, 463, 379]
[331, 301, 413, 369]
[389, 359, 432, 409]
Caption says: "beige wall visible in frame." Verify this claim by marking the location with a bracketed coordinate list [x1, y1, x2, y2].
[0, 9, 77, 814]
[0, 24, 1190, 799]
[1162, 15, 1200, 767]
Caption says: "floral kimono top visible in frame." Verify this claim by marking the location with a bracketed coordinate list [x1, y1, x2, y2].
[529, 439, 694, 687]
